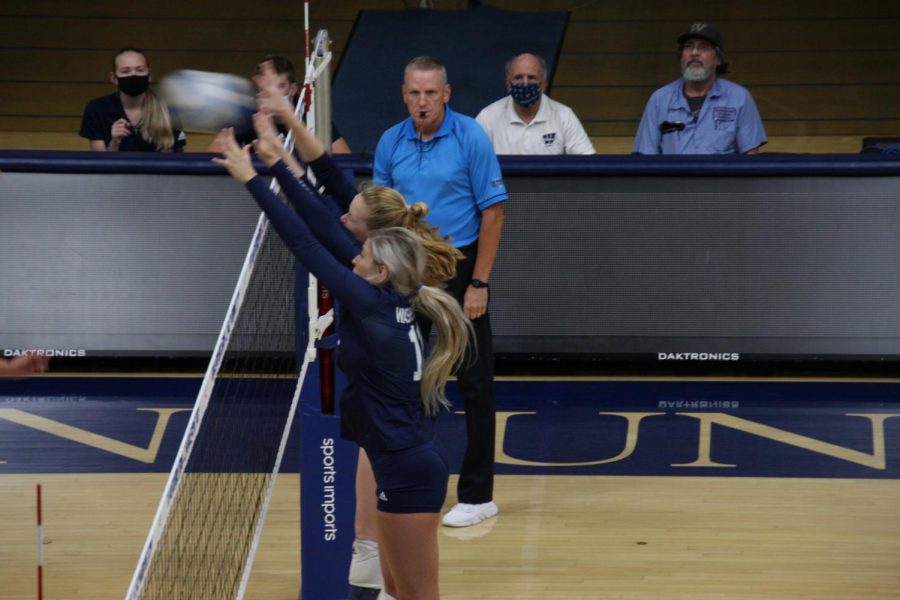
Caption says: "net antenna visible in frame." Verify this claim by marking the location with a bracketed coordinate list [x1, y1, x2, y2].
[125, 29, 336, 600]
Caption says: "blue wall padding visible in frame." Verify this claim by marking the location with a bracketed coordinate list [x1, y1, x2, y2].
[332, 6, 569, 153]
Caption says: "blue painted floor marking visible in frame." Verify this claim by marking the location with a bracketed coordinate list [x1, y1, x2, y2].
[2, 377, 899, 478]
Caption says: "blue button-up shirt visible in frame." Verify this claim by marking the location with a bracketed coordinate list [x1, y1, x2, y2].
[632, 78, 767, 155]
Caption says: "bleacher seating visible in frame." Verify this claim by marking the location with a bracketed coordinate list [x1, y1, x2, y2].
[1, 0, 897, 153]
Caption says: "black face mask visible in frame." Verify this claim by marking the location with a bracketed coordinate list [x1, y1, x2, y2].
[117, 75, 150, 97]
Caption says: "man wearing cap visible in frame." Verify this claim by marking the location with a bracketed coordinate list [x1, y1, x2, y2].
[632, 22, 766, 155]
[476, 53, 595, 155]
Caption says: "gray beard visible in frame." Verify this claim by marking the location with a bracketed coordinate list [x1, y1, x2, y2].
[682, 64, 714, 83]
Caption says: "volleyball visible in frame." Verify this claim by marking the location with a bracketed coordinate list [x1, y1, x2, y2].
[160, 69, 256, 133]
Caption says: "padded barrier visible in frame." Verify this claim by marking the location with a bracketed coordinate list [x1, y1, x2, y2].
[3, 151, 900, 368]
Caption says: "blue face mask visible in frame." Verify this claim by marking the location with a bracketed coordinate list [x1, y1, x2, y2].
[509, 83, 541, 107]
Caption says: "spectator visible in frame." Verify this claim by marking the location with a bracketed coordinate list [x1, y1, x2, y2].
[632, 22, 767, 155]
[477, 53, 595, 155]
[79, 48, 185, 152]
[206, 55, 352, 154]
[375, 56, 506, 529]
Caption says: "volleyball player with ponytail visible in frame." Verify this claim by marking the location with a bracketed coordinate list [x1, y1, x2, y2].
[79, 48, 185, 152]
[215, 127, 472, 600]
[246, 99, 462, 596]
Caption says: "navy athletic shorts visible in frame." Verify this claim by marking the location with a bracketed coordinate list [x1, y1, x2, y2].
[366, 441, 449, 514]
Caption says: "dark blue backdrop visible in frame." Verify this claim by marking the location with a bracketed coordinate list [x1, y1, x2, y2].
[332, 6, 569, 153]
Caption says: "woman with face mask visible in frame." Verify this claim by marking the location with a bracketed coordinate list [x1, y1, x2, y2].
[79, 48, 186, 152]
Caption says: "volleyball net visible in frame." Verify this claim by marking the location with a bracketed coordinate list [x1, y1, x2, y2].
[126, 26, 352, 600]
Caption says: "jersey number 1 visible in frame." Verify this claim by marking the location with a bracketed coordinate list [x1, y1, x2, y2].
[408, 325, 423, 382]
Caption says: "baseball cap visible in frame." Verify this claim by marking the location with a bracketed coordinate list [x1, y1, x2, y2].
[677, 22, 723, 50]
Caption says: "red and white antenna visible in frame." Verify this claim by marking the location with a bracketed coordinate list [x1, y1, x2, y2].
[304, 1, 311, 69]
[36, 483, 44, 600]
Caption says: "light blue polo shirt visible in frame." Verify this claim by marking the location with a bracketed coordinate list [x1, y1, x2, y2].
[374, 105, 507, 248]
[632, 78, 767, 155]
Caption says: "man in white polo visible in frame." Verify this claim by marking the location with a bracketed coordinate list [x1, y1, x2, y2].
[476, 53, 595, 155]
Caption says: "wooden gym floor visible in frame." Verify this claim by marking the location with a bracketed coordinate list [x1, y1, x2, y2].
[2, 375, 900, 599]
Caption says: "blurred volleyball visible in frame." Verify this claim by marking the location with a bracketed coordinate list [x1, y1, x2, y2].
[160, 70, 256, 133]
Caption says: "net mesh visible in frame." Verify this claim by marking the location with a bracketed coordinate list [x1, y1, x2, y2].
[131, 219, 299, 599]
[128, 29, 336, 599]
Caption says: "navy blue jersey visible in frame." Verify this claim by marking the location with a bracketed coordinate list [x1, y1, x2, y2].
[245, 175, 433, 451]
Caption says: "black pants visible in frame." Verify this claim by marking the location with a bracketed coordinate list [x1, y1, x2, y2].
[421, 241, 495, 504]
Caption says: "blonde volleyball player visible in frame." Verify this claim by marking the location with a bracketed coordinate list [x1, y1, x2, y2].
[253, 64, 463, 597]
[214, 125, 472, 600]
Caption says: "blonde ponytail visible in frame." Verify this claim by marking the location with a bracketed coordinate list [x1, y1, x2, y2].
[411, 286, 473, 414]
[367, 227, 473, 415]
[359, 186, 463, 288]
[404, 202, 463, 288]
[139, 87, 176, 151]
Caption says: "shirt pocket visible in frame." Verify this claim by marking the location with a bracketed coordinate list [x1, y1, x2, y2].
[713, 106, 737, 131]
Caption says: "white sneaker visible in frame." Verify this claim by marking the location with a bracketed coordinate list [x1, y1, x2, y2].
[441, 501, 499, 527]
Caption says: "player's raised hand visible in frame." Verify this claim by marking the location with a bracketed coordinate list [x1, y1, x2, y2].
[211, 128, 257, 184]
